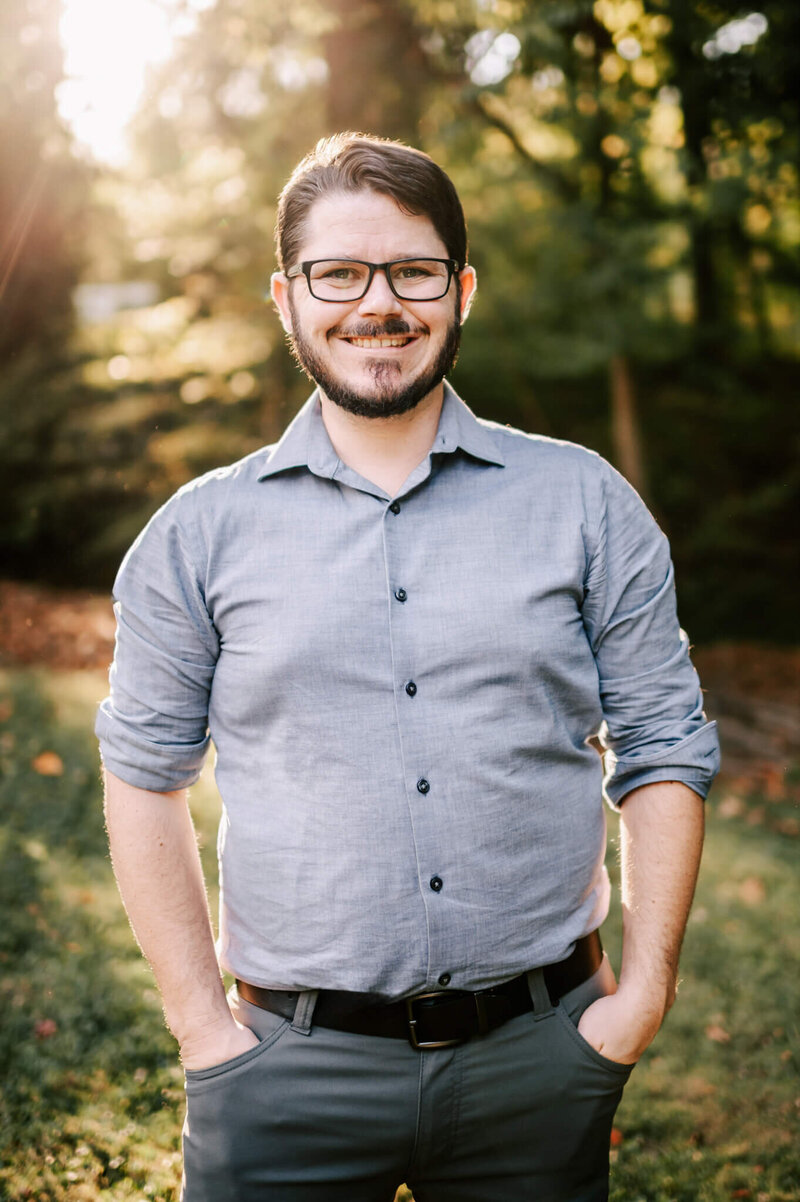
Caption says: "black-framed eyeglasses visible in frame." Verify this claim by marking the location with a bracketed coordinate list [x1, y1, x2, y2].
[286, 258, 460, 302]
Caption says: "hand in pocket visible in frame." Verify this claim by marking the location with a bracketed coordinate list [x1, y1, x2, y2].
[180, 1016, 260, 1072]
[576, 990, 662, 1066]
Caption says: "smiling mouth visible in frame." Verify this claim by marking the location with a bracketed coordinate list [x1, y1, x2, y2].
[343, 335, 417, 349]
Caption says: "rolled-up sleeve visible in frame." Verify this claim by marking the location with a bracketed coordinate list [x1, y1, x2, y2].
[581, 462, 720, 808]
[95, 486, 219, 792]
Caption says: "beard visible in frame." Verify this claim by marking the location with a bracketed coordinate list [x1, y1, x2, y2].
[287, 298, 462, 419]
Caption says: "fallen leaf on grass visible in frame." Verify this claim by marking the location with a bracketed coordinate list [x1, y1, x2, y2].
[718, 795, 744, 818]
[31, 751, 64, 776]
[685, 1075, 716, 1099]
[34, 1018, 58, 1040]
[705, 1024, 731, 1044]
[738, 876, 766, 905]
[763, 766, 787, 800]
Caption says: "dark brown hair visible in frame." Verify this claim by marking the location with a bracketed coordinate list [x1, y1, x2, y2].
[275, 132, 468, 271]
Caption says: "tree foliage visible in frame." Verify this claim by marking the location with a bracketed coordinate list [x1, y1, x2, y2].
[0, 0, 797, 639]
[0, 0, 88, 362]
[0, 0, 92, 580]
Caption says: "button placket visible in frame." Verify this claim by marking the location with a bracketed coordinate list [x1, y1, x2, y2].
[384, 503, 449, 972]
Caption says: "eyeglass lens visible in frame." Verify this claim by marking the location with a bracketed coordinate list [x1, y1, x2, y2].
[308, 260, 451, 301]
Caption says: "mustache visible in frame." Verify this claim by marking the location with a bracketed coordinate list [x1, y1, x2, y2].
[328, 318, 425, 339]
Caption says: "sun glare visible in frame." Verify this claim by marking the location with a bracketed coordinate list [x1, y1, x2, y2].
[57, 0, 210, 164]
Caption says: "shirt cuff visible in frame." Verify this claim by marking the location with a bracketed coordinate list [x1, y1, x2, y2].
[603, 720, 720, 809]
[95, 703, 210, 792]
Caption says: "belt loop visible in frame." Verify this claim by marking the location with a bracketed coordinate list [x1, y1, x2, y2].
[291, 989, 319, 1036]
[526, 968, 553, 1019]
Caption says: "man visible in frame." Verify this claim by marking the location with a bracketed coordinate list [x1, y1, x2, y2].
[97, 133, 719, 1202]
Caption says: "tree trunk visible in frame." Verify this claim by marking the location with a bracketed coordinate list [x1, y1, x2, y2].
[609, 353, 648, 500]
[322, 0, 428, 142]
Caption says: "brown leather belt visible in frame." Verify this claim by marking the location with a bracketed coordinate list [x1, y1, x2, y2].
[236, 930, 602, 1051]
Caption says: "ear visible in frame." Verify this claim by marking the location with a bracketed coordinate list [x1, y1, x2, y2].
[270, 272, 293, 334]
[458, 265, 477, 324]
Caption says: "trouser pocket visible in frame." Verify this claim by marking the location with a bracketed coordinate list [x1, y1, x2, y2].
[555, 954, 637, 1080]
[526, 955, 633, 1193]
[416, 957, 634, 1202]
[181, 1002, 291, 1201]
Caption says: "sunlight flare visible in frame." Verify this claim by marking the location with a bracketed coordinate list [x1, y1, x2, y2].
[56, 0, 206, 163]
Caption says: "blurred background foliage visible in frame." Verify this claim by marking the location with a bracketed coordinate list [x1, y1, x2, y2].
[0, 0, 797, 640]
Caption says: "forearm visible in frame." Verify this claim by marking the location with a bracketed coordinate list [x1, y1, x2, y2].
[578, 779, 704, 1063]
[617, 779, 705, 1016]
[103, 768, 233, 1050]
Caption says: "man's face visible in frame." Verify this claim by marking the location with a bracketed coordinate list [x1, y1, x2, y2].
[271, 190, 476, 419]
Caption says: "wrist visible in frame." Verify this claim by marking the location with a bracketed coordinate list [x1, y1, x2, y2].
[615, 972, 676, 1023]
[168, 995, 237, 1049]
[175, 1009, 238, 1054]
[177, 1010, 260, 1071]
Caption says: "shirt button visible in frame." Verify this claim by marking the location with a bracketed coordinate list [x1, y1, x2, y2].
[389, 501, 401, 514]
[417, 778, 430, 794]
[395, 588, 407, 602]
[429, 876, 443, 892]
[438, 972, 451, 987]
[405, 681, 417, 697]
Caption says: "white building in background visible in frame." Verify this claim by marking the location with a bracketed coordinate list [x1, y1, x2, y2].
[73, 280, 159, 324]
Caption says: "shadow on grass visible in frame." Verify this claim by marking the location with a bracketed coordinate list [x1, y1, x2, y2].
[0, 670, 183, 1200]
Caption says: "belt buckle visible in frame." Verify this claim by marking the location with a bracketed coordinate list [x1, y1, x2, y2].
[405, 992, 468, 1051]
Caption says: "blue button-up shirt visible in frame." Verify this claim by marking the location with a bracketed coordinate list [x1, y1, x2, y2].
[96, 384, 719, 998]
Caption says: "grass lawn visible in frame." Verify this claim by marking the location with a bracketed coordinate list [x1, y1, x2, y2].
[0, 666, 797, 1201]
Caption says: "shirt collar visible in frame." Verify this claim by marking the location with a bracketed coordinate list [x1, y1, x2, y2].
[257, 382, 505, 483]
[257, 391, 337, 481]
[434, 382, 505, 467]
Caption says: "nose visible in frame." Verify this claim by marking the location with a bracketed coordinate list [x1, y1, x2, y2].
[357, 267, 403, 317]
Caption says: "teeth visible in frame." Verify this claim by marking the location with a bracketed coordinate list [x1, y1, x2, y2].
[349, 337, 410, 348]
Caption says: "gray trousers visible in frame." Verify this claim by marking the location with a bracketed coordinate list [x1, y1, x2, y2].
[181, 955, 632, 1202]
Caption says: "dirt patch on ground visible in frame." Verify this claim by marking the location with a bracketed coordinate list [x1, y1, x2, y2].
[0, 580, 115, 671]
[692, 643, 800, 781]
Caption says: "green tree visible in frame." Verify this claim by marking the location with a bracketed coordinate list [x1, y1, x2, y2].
[1, 0, 796, 638]
[47, 0, 445, 583]
[413, 0, 799, 637]
[0, 0, 92, 579]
